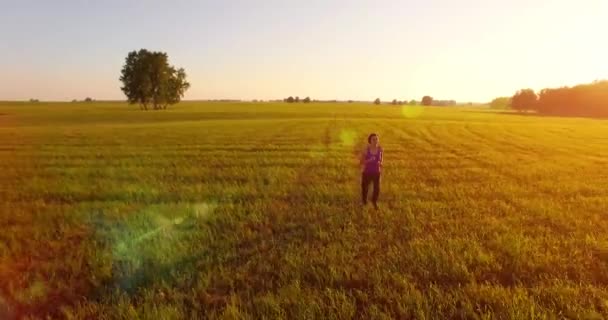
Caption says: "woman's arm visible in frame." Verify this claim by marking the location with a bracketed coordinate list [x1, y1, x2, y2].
[359, 150, 366, 172]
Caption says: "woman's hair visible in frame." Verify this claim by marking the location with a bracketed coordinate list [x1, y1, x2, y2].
[367, 133, 378, 144]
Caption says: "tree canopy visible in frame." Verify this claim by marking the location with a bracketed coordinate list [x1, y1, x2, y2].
[120, 49, 190, 110]
[511, 89, 537, 112]
[421, 96, 433, 106]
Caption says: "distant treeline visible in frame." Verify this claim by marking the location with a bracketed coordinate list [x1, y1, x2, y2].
[18, 96, 469, 106]
[378, 97, 457, 106]
[24, 98, 96, 103]
[283, 97, 377, 104]
[492, 80, 608, 117]
[284, 96, 311, 103]
[204, 99, 242, 102]
[282, 96, 461, 106]
[430, 100, 457, 107]
[72, 97, 95, 103]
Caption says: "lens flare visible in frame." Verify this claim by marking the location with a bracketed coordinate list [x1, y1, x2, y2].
[401, 105, 425, 118]
[112, 202, 217, 261]
[193, 202, 217, 219]
[339, 129, 357, 146]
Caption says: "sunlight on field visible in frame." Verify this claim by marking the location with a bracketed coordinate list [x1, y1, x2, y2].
[2, 102, 608, 318]
[113, 202, 217, 261]
[339, 129, 357, 146]
[401, 105, 425, 118]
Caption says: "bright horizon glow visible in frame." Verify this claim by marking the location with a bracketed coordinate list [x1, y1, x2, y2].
[1, 0, 607, 102]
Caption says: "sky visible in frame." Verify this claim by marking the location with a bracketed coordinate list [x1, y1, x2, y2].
[1, 0, 607, 102]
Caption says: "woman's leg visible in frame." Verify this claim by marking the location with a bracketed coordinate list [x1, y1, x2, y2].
[371, 173, 380, 206]
[361, 173, 370, 204]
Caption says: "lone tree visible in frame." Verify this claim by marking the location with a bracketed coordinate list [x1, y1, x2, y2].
[374, 98, 381, 105]
[120, 49, 190, 110]
[421, 96, 433, 106]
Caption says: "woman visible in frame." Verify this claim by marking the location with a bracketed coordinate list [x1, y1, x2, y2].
[360, 133, 383, 209]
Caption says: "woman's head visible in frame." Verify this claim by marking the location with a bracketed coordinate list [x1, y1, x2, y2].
[368, 133, 379, 146]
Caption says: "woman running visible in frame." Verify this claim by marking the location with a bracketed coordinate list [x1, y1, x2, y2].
[360, 133, 383, 209]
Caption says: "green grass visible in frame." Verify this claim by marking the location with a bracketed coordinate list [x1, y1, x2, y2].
[1, 101, 608, 319]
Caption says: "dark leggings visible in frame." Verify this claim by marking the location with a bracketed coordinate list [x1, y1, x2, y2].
[361, 172, 380, 204]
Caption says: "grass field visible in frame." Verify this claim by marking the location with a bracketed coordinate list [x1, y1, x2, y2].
[2, 101, 608, 319]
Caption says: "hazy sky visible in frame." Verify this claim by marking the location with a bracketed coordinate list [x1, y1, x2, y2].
[1, 0, 607, 102]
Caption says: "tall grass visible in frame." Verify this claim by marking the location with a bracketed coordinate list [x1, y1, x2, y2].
[1, 102, 608, 319]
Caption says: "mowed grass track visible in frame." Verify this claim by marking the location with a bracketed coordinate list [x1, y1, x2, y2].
[1, 101, 608, 319]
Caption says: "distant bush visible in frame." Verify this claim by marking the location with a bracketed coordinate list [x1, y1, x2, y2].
[303, 97, 311, 103]
[489, 97, 511, 109]
[374, 98, 381, 105]
[84, 97, 94, 103]
[421, 96, 433, 106]
[29, 99, 39, 103]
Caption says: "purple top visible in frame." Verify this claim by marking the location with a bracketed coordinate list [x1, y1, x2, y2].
[363, 146, 383, 174]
